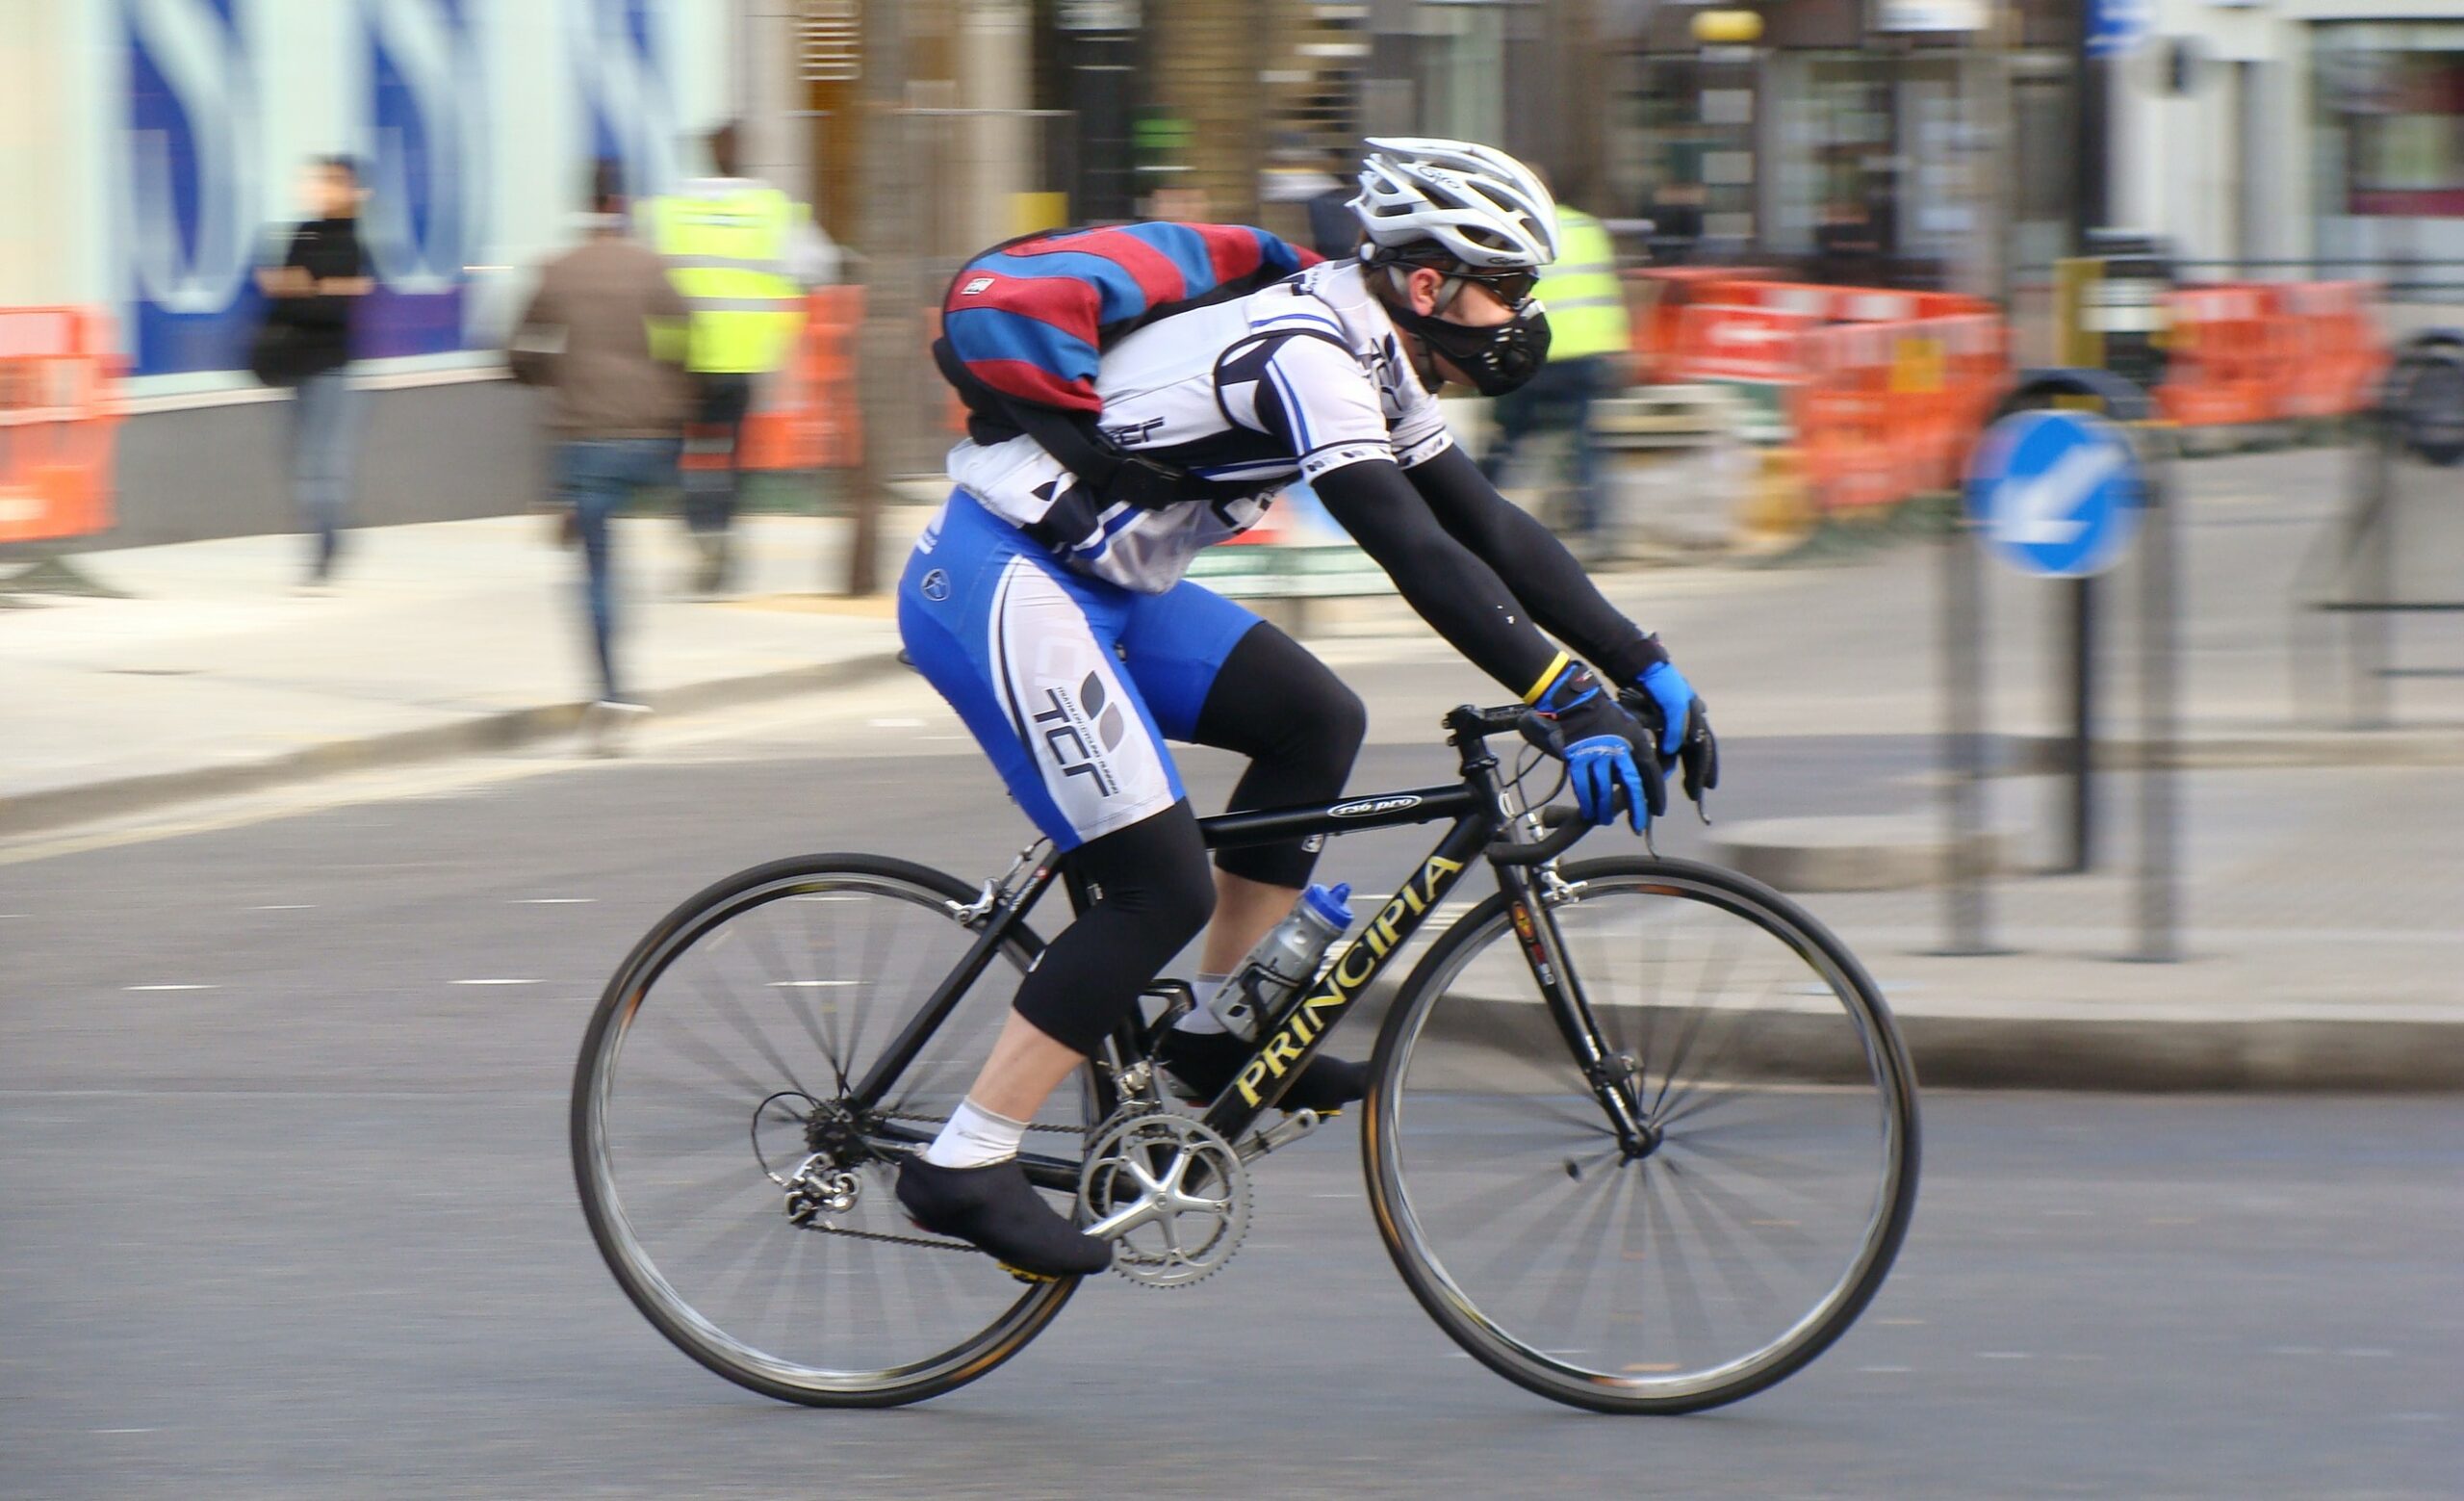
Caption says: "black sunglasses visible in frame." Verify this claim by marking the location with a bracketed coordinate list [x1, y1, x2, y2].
[1440, 267, 1541, 307]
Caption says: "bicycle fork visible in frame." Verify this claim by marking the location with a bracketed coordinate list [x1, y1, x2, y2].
[1495, 864, 1658, 1159]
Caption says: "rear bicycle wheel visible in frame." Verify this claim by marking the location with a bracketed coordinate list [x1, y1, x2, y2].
[1364, 856, 1918, 1413]
[571, 853, 1104, 1408]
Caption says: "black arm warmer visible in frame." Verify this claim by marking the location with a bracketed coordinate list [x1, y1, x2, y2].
[1311, 457, 1565, 698]
[1402, 443, 1670, 686]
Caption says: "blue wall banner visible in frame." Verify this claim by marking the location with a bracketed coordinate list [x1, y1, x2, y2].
[122, 0, 262, 377]
[114, 0, 704, 380]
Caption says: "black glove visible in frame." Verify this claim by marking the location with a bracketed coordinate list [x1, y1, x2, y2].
[1538, 666, 1668, 825]
[1620, 684, 1718, 809]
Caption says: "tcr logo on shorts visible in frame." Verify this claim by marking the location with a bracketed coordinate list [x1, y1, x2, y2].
[1033, 671, 1128, 795]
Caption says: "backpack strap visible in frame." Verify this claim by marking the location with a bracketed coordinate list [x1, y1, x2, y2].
[933, 334, 1258, 511]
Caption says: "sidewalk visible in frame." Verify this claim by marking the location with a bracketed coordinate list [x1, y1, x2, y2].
[2, 509, 922, 832]
[6, 453, 2459, 1089]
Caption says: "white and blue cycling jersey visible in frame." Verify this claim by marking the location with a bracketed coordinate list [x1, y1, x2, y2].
[947, 260, 1453, 594]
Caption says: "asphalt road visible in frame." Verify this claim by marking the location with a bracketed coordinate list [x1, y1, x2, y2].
[3, 692, 2457, 1499]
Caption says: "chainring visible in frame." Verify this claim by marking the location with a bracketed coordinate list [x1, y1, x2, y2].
[1077, 1106, 1250, 1289]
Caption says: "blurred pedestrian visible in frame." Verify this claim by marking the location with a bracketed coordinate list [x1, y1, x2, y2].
[643, 122, 834, 598]
[508, 161, 693, 755]
[1647, 180, 1706, 264]
[1814, 198, 1883, 285]
[255, 156, 372, 590]
[1478, 185, 1631, 558]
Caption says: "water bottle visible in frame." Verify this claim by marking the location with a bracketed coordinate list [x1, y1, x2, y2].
[1208, 883, 1353, 1042]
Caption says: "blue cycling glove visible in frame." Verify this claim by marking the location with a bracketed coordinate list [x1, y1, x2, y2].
[1638, 660, 1695, 758]
[1630, 648, 1719, 808]
[1533, 661, 1661, 832]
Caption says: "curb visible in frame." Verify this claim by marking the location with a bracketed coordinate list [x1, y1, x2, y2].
[2009, 729, 2464, 772]
[1412, 994, 2463, 1094]
[1893, 1010, 2464, 1093]
[1709, 815, 2026, 893]
[0, 651, 907, 839]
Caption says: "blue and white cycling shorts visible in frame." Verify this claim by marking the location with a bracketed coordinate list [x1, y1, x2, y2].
[897, 491, 1264, 851]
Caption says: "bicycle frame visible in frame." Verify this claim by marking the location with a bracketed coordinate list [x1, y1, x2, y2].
[852, 704, 1653, 1190]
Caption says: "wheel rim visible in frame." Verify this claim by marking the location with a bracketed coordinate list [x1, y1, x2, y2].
[579, 869, 1086, 1395]
[1374, 869, 1913, 1405]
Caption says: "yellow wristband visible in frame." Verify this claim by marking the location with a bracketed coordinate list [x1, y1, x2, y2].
[1521, 651, 1573, 706]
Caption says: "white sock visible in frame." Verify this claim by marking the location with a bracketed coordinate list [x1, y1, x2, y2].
[923, 1098, 1028, 1168]
[1172, 973, 1233, 1034]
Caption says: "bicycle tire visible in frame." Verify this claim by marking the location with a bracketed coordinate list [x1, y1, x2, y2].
[572, 852, 1102, 1408]
[1362, 855, 1919, 1414]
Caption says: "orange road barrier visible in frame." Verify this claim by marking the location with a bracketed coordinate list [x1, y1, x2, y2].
[2157, 281, 2387, 427]
[1662, 303, 1823, 385]
[1794, 321, 1904, 513]
[739, 286, 863, 472]
[1627, 267, 1754, 384]
[1685, 278, 1997, 326]
[1631, 273, 2015, 515]
[2154, 285, 2280, 427]
[2272, 281, 2388, 421]
[1794, 313, 2015, 515]
[0, 306, 120, 546]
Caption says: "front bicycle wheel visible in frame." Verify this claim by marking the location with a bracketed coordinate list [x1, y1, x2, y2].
[572, 853, 1103, 1408]
[1364, 856, 1918, 1414]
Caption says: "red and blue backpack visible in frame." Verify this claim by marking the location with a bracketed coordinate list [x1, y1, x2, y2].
[932, 221, 1319, 508]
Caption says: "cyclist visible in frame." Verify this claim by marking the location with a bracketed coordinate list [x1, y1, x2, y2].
[895, 138, 1708, 1277]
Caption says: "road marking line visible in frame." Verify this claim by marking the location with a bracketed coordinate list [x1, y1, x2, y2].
[90, 1429, 158, 1435]
[768, 980, 858, 989]
[869, 717, 927, 728]
[1976, 1351, 2032, 1359]
[512, 897, 596, 905]
[124, 984, 218, 993]
[450, 978, 540, 987]
[251, 904, 315, 911]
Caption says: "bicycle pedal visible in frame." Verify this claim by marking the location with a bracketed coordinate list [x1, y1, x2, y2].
[996, 1261, 1059, 1285]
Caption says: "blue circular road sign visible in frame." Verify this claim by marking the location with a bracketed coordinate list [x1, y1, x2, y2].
[1964, 409, 2145, 578]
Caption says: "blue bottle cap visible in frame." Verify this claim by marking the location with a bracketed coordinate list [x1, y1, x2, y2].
[1302, 881, 1352, 928]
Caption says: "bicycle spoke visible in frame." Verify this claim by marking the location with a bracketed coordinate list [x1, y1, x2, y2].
[578, 862, 1082, 1404]
[1371, 864, 1916, 1411]
[794, 896, 852, 1083]
[690, 962, 815, 1100]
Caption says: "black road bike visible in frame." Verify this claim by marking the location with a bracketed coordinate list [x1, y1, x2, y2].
[571, 700, 1920, 1413]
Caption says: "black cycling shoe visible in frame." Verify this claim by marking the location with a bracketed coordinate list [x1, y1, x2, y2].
[1155, 1025, 1369, 1114]
[895, 1156, 1113, 1281]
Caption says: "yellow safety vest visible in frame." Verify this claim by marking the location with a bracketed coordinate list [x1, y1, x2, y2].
[649, 186, 803, 375]
[1539, 207, 1630, 362]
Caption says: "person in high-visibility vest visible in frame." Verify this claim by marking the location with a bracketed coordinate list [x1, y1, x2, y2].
[645, 122, 835, 596]
[1477, 194, 1631, 557]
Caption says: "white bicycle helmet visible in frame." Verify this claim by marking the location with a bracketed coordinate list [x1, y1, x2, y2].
[1349, 137, 1560, 272]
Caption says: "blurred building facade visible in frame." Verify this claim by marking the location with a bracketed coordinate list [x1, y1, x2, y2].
[22, 0, 2464, 548]
[2108, 1, 2464, 276]
[2, 0, 741, 546]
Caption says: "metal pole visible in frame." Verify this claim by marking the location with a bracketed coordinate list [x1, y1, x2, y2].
[2132, 429, 2179, 962]
[1940, 513, 1998, 954]
[844, 0, 911, 597]
[2069, 1, 2108, 256]
[2061, 573, 2095, 873]
[2358, 401, 2396, 727]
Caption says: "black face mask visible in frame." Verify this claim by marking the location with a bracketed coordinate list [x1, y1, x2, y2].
[1386, 295, 1553, 398]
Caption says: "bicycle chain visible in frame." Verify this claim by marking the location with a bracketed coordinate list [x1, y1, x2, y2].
[786, 1112, 1091, 1258]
